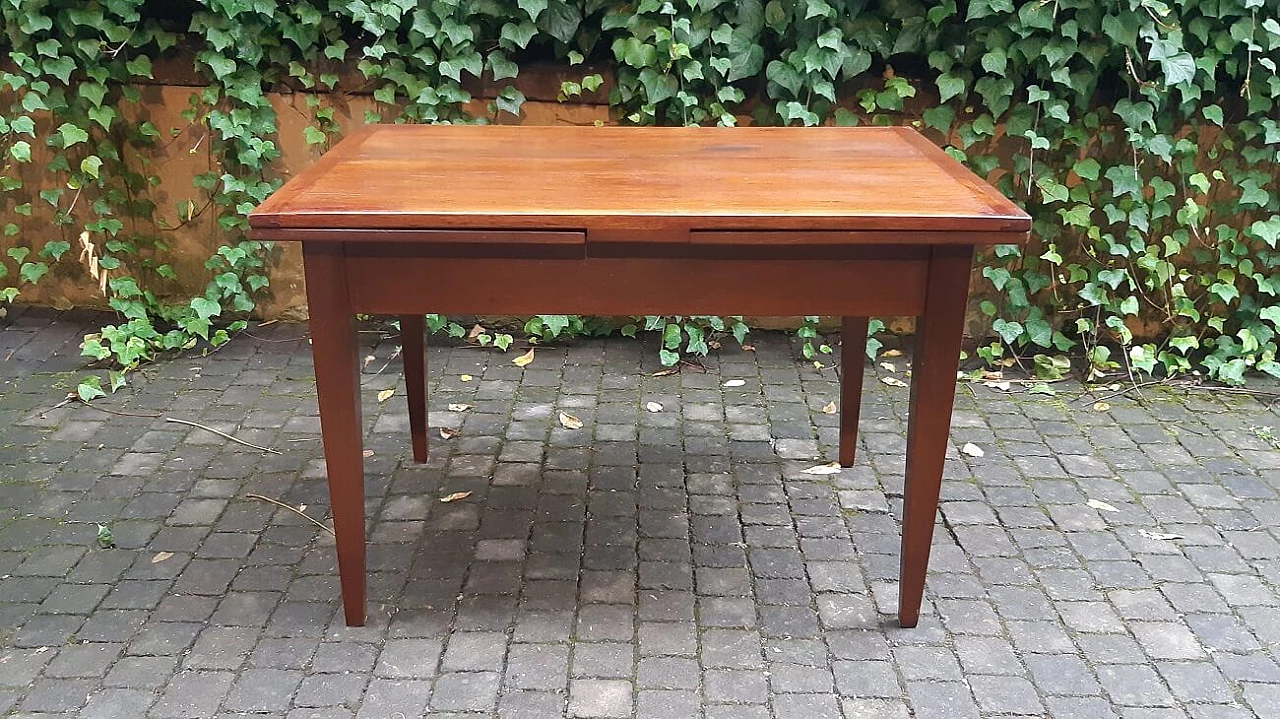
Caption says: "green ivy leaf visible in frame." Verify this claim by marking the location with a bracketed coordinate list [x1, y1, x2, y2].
[518, 0, 548, 21]
[19, 262, 49, 285]
[9, 140, 31, 163]
[57, 123, 89, 148]
[190, 297, 222, 320]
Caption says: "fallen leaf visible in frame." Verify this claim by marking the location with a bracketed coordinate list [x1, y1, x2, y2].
[1138, 530, 1184, 541]
[880, 362, 897, 372]
[362, 449, 374, 458]
[883, 348, 903, 358]
[362, 354, 376, 369]
[983, 380, 1012, 391]
[708, 340, 721, 350]
[646, 402, 663, 413]
[961, 443, 985, 457]
[439, 491, 472, 503]
[513, 348, 535, 367]
[741, 344, 756, 352]
[460, 374, 473, 382]
[559, 411, 583, 430]
[151, 551, 173, 564]
[1108, 383, 1122, 391]
[651, 367, 680, 377]
[999, 357, 1018, 367]
[33, 646, 49, 654]
[439, 427, 460, 439]
[447, 403, 473, 412]
[802, 462, 841, 475]
[1093, 401, 1110, 412]
[467, 323, 486, 340]
[821, 401, 837, 414]
[1087, 499, 1119, 513]
[981, 370, 1004, 380]
[881, 377, 908, 388]
[377, 388, 395, 403]
[723, 379, 746, 388]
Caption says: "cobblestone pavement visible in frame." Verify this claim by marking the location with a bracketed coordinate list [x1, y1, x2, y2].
[2, 306, 1280, 719]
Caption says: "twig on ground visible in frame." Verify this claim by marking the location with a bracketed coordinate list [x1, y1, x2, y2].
[243, 332, 309, 343]
[244, 493, 335, 535]
[1185, 385, 1280, 400]
[164, 417, 281, 454]
[77, 402, 162, 418]
[1076, 378, 1173, 405]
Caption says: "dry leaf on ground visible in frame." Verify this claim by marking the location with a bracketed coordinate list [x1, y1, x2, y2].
[646, 402, 663, 413]
[362, 449, 374, 458]
[821, 401, 837, 414]
[984, 381, 1012, 391]
[881, 377, 908, 388]
[460, 374, 473, 382]
[1087, 498, 1119, 513]
[439, 427, 460, 439]
[1138, 529, 1183, 541]
[961, 443, 985, 457]
[559, 411, 583, 430]
[723, 379, 746, 388]
[883, 349, 903, 358]
[151, 552, 173, 564]
[468, 324, 486, 340]
[880, 362, 897, 372]
[447, 403, 473, 412]
[1093, 402, 1111, 411]
[801, 462, 841, 475]
[376, 388, 395, 403]
[513, 348, 535, 367]
[439, 491, 472, 503]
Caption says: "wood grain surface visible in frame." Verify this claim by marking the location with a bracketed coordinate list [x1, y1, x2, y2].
[250, 125, 1031, 237]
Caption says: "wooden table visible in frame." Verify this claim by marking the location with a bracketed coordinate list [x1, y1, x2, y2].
[249, 125, 1029, 627]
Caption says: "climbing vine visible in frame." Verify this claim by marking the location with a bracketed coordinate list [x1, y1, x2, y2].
[0, 1, 1277, 388]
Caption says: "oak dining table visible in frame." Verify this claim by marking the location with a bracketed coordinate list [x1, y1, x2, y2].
[248, 125, 1030, 627]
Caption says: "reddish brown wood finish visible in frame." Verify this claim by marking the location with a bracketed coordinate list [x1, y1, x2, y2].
[899, 245, 975, 628]
[301, 243, 366, 627]
[400, 314, 428, 463]
[253, 125, 1030, 629]
[839, 317, 869, 468]
[249, 126, 1029, 236]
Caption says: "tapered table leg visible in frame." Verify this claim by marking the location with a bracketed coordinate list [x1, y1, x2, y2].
[401, 314, 428, 463]
[303, 243, 367, 627]
[839, 316, 869, 467]
[899, 245, 973, 628]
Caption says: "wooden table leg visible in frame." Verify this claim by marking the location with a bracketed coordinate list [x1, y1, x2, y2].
[303, 243, 367, 627]
[839, 316, 869, 467]
[898, 245, 973, 628]
[401, 314, 428, 463]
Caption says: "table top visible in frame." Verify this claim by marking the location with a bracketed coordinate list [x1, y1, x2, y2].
[249, 125, 1030, 237]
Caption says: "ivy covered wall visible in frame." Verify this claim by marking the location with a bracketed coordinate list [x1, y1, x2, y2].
[0, 0, 1278, 387]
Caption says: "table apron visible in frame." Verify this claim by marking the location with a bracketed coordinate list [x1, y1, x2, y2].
[339, 252, 931, 316]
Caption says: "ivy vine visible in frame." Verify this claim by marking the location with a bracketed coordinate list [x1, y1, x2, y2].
[1, 0, 1277, 390]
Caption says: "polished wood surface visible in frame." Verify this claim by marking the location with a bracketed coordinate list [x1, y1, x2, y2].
[249, 126, 1029, 235]
[250, 125, 1030, 629]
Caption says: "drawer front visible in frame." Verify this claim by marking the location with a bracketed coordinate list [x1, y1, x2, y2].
[306, 230, 587, 259]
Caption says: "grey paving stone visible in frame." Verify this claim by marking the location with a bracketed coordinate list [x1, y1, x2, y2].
[568, 678, 631, 718]
[430, 671, 500, 712]
[294, 673, 367, 708]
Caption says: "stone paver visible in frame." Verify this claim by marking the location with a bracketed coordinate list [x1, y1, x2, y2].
[1, 306, 1280, 717]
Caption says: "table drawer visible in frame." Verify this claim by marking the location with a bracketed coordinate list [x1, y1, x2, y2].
[311, 230, 587, 259]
